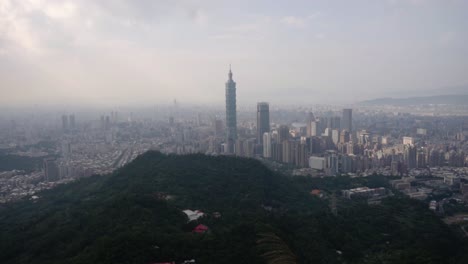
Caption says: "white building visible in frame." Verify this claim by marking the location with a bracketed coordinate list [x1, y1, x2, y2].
[309, 156, 325, 170]
[403, 136, 414, 145]
[182, 210, 205, 222]
[332, 129, 339, 145]
[263, 132, 272, 158]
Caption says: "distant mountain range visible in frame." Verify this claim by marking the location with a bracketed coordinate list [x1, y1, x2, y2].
[360, 94, 468, 106]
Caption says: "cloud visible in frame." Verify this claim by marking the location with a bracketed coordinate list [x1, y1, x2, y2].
[42, 1, 77, 19]
[280, 13, 320, 28]
[280, 16, 306, 28]
[210, 15, 271, 40]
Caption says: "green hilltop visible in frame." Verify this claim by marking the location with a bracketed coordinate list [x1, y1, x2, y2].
[0, 151, 467, 264]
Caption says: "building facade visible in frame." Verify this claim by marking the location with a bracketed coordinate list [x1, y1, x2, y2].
[256, 102, 270, 144]
[225, 66, 237, 153]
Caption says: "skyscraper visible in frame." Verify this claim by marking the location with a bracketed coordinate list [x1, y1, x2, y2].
[263, 132, 272, 158]
[342, 109, 352, 132]
[225, 66, 237, 153]
[306, 112, 315, 137]
[256, 102, 270, 144]
[278, 125, 290, 143]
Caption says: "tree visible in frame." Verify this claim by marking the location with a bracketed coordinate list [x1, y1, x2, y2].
[257, 232, 297, 264]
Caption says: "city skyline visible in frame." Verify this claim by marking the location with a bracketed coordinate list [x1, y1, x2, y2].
[1, 1, 468, 263]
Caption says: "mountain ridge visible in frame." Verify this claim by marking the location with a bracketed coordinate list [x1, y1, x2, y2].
[0, 151, 467, 264]
[360, 94, 468, 106]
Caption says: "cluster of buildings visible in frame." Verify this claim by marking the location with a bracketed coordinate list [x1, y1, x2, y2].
[0, 66, 468, 203]
[216, 68, 467, 179]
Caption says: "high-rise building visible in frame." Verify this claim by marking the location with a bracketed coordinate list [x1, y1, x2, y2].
[306, 112, 315, 137]
[332, 129, 340, 145]
[340, 130, 350, 143]
[225, 66, 237, 153]
[263, 132, 272, 158]
[61, 115, 69, 130]
[327, 116, 341, 130]
[271, 143, 280, 161]
[341, 109, 352, 132]
[278, 125, 290, 143]
[235, 139, 245, 157]
[282, 140, 293, 164]
[256, 102, 270, 144]
[310, 121, 319, 136]
[404, 145, 417, 169]
[213, 119, 224, 137]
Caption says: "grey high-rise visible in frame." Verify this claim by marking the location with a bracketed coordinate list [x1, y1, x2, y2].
[341, 108, 352, 132]
[256, 102, 270, 144]
[225, 66, 237, 153]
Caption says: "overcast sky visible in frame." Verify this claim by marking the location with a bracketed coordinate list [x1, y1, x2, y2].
[0, 0, 467, 106]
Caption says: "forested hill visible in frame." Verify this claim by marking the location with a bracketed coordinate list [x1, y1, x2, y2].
[0, 151, 467, 264]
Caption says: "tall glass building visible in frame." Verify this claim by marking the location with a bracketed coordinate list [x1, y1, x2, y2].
[225, 66, 237, 153]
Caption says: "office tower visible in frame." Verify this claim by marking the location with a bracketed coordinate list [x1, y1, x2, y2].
[61, 115, 69, 130]
[256, 102, 270, 144]
[282, 140, 293, 164]
[341, 108, 352, 132]
[417, 150, 426, 168]
[310, 121, 319, 136]
[327, 116, 341, 130]
[340, 130, 350, 143]
[278, 125, 290, 143]
[332, 129, 340, 145]
[69, 114, 75, 129]
[272, 142, 283, 162]
[325, 151, 339, 176]
[309, 137, 322, 154]
[225, 66, 237, 153]
[296, 143, 308, 167]
[235, 139, 245, 156]
[243, 139, 256, 158]
[44, 159, 59, 182]
[404, 145, 417, 169]
[341, 155, 355, 174]
[214, 119, 224, 137]
[263, 132, 272, 158]
[306, 112, 315, 137]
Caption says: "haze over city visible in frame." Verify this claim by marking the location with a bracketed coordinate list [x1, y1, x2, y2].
[1, 1, 468, 264]
[1, 0, 467, 106]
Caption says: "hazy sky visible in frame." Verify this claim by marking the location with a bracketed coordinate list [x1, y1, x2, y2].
[1, 0, 467, 106]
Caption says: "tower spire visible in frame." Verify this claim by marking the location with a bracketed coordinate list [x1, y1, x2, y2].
[228, 64, 233, 80]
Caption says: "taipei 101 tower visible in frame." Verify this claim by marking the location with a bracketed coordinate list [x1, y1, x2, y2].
[225, 65, 237, 153]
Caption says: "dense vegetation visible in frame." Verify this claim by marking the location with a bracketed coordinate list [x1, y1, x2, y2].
[0, 151, 467, 264]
